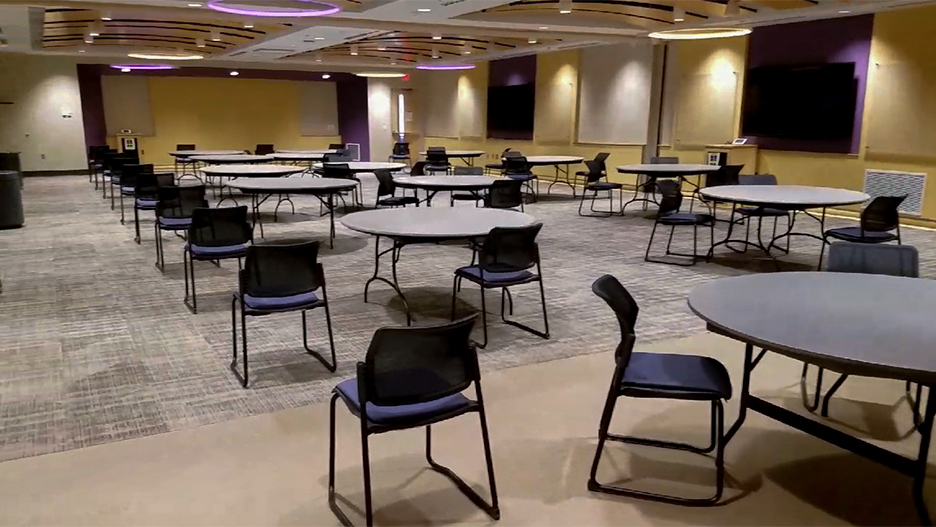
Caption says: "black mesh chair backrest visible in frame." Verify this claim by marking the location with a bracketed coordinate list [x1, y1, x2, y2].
[241, 241, 323, 298]
[454, 166, 484, 175]
[88, 145, 111, 161]
[322, 163, 353, 179]
[655, 179, 683, 215]
[650, 156, 679, 164]
[426, 147, 448, 164]
[486, 179, 524, 209]
[583, 160, 604, 183]
[323, 153, 344, 163]
[176, 144, 196, 151]
[375, 169, 396, 198]
[329, 143, 346, 150]
[410, 161, 427, 176]
[740, 173, 778, 186]
[120, 163, 154, 188]
[503, 156, 531, 175]
[136, 172, 161, 200]
[593, 152, 610, 173]
[392, 142, 410, 156]
[188, 206, 252, 248]
[504, 151, 523, 159]
[478, 223, 543, 273]
[861, 195, 905, 233]
[706, 164, 743, 188]
[157, 185, 207, 219]
[363, 316, 479, 406]
[255, 144, 275, 155]
[827, 242, 919, 278]
[156, 173, 176, 188]
[591, 274, 639, 365]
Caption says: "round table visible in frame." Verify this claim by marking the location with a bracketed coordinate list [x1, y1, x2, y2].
[699, 185, 869, 266]
[169, 149, 244, 157]
[276, 149, 340, 155]
[394, 175, 498, 206]
[312, 161, 407, 173]
[616, 164, 721, 211]
[689, 272, 936, 523]
[420, 150, 485, 166]
[188, 154, 272, 164]
[268, 152, 327, 167]
[522, 156, 585, 196]
[200, 164, 305, 178]
[342, 207, 538, 323]
[227, 177, 357, 246]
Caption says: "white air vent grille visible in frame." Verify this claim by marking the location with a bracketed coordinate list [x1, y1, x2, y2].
[864, 169, 926, 215]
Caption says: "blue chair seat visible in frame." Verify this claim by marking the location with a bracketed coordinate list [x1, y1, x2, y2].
[587, 182, 622, 191]
[507, 174, 537, 182]
[660, 212, 714, 225]
[379, 196, 420, 207]
[455, 266, 536, 286]
[244, 291, 321, 311]
[121, 186, 136, 195]
[335, 378, 473, 426]
[737, 206, 787, 217]
[620, 352, 732, 401]
[158, 216, 192, 229]
[189, 243, 248, 259]
[825, 226, 898, 243]
[390, 154, 410, 160]
[136, 198, 158, 209]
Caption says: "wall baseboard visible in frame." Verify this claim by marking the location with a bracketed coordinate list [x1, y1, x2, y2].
[23, 169, 90, 177]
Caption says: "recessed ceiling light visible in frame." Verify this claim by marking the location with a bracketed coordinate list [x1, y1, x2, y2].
[313, 36, 325, 40]
[188, 3, 203, 7]
[244, 21, 254, 28]
[558, 0, 572, 14]
[673, 7, 685, 22]
[390, 61, 397, 65]
[464, 50, 471, 54]
[417, 8, 431, 12]
[211, 31, 221, 42]
[355, 72, 407, 78]
[121, 68, 131, 72]
[377, 46, 386, 51]
[539, 26, 548, 29]
[648, 27, 751, 40]
[322, 74, 331, 79]
[230, 71, 239, 76]
[78, 49, 86, 53]
[196, 38, 206, 48]
[350, 44, 358, 56]
[528, 38, 537, 44]
[838, 10, 851, 13]
[101, 13, 112, 21]
[432, 34, 442, 40]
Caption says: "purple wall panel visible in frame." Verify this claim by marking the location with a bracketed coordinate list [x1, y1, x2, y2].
[746, 15, 874, 154]
[74, 65, 367, 156]
[489, 55, 537, 87]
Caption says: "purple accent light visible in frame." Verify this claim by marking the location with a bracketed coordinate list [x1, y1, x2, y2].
[206, 0, 340, 17]
[110, 64, 175, 71]
[416, 64, 476, 71]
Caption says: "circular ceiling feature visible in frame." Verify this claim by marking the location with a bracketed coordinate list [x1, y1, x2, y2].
[648, 28, 751, 40]
[416, 64, 476, 71]
[127, 52, 204, 61]
[206, 0, 340, 17]
[110, 64, 176, 71]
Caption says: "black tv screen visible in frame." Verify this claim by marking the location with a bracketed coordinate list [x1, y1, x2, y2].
[487, 83, 534, 140]
[741, 63, 857, 140]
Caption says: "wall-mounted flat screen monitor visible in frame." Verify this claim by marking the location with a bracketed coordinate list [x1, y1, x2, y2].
[487, 83, 535, 140]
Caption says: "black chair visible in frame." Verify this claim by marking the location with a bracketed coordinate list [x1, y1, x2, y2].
[183, 206, 253, 314]
[578, 160, 622, 217]
[484, 179, 524, 211]
[102, 153, 139, 203]
[425, 146, 451, 174]
[503, 155, 537, 203]
[803, 242, 920, 418]
[588, 274, 731, 504]
[374, 169, 419, 208]
[692, 164, 742, 212]
[451, 166, 486, 205]
[155, 185, 207, 272]
[409, 161, 427, 176]
[87, 145, 112, 188]
[177, 144, 196, 151]
[820, 195, 906, 269]
[329, 143, 346, 150]
[255, 144, 275, 155]
[644, 179, 714, 266]
[575, 152, 610, 185]
[452, 223, 548, 349]
[329, 316, 499, 526]
[231, 241, 337, 388]
[118, 163, 154, 224]
[132, 172, 174, 244]
[731, 174, 791, 252]
[485, 148, 512, 175]
[388, 142, 411, 165]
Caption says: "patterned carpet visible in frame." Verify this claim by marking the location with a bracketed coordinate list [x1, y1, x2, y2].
[1, 174, 934, 462]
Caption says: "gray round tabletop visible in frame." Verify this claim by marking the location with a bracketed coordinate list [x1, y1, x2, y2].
[268, 152, 327, 161]
[188, 154, 272, 164]
[170, 150, 243, 157]
[699, 185, 869, 208]
[276, 149, 339, 155]
[226, 177, 357, 193]
[419, 150, 485, 157]
[394, 175, 498, 190]
[689, 272, 936, 384]
[313, 161, 407, 172]
[616, 163, 721, 175]
[342, 207, 537, 239]
[523, 156, 584, 165]
[200, 164, 305, 177]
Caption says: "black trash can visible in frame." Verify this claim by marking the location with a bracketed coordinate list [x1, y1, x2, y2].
[0, 170, 24, 228]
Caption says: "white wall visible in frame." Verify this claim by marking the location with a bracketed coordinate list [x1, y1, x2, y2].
[0, 53, 87, 171]
[577, 42, 654, 145]
[367, 78, 393, 162]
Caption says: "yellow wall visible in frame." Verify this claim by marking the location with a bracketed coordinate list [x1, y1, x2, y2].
[122, 76, 340, 167]
[419, 50, 645, 185]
